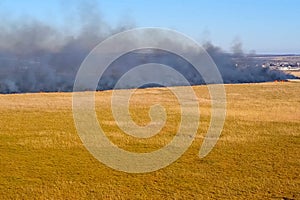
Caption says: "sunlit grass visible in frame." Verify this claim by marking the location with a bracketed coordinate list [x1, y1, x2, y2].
[0, 82, 299, 199]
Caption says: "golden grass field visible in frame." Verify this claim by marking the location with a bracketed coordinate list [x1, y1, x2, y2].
[290, 71, 300, 78]
[0, 82, 299, 199]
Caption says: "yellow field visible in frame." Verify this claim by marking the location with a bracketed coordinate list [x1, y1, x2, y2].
[0, 83, 299, 199]
[290, 71, 300, 78]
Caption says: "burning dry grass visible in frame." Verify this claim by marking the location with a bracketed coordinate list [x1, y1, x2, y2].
[0, 83, 299, 199]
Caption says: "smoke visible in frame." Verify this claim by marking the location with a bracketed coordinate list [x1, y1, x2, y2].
[204, 42, 296, 83]
[0, 1, 296, 94]
[231, 37, 243, 56]
[0, 0, 133, 93]
[97, 43, 296, 90]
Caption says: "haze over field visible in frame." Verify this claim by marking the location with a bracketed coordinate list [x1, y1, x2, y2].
[0, 1, 297, 94]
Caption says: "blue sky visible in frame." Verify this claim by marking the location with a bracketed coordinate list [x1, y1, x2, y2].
[1, 0, 300, 54]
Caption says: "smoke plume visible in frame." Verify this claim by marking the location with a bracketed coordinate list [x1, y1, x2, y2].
[0, 1, 296, 94]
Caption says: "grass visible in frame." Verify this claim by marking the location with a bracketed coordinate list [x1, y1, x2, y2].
[0, 82, 299, 199]
[289, 70, 300, 78]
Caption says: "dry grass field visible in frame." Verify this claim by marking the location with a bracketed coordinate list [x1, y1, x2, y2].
[290, 71, 300, 78]
[0, 82, 299, 199]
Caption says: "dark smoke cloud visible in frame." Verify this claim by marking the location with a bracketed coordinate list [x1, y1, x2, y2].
[203, 42, 296, 83]
[0, 1, 296, 93]
[0, 0, 133, 93]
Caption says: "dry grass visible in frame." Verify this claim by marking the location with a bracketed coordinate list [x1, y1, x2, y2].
[0, 83, 299, 199]
[289, 70, 300, 78]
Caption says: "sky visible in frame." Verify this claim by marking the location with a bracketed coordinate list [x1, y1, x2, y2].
[1, 0, 300, 54]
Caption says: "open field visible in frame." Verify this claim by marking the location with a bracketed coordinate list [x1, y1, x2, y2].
[0, 83, 299, 199]
[289, 70, 300, 78]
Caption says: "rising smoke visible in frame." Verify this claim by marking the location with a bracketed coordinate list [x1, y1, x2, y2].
[0, 1, 296, 94]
